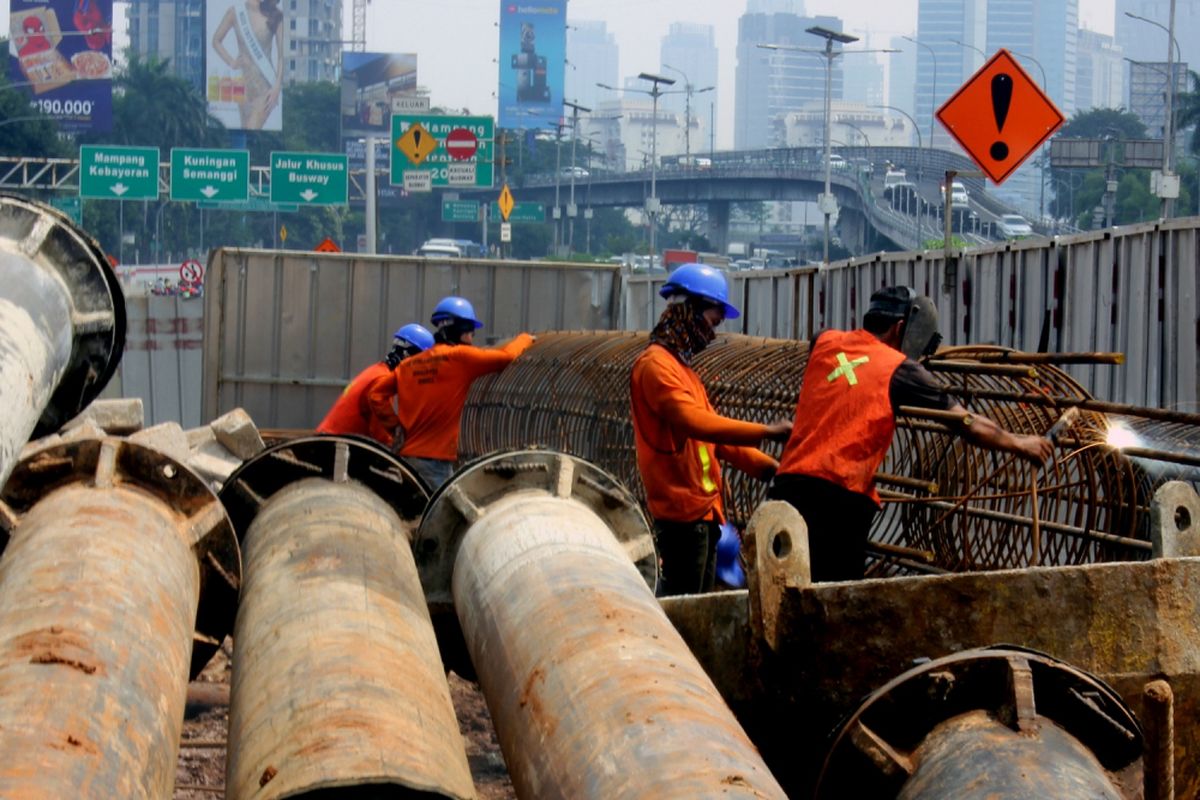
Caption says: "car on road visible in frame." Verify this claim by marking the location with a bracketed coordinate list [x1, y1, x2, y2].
[829, 154, 848, 170]
[559, 166, 589, 179]
[939, 180, 970, 206]
[996, 214, 1034, 238]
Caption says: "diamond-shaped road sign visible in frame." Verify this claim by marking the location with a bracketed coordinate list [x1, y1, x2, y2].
[396, 122, 438, 166]
[936, 48, 1065, 185]
[497, 184, 515, 221]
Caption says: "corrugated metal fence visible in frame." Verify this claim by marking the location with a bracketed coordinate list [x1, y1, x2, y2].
[99, 220, 1198, 429]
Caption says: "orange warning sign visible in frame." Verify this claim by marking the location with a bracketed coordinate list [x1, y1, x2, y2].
[936, 49, 1065, 185]
[314, 237, 341, 253]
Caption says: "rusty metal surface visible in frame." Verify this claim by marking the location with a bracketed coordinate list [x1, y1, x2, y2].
[0, 194, 124, 487]
[220, 437, 474, 800]
[0, 436, 236, 798]
[461, 333, 1198, 573]
[446, 451, 786, 799]
[816, 648, 1141, 799]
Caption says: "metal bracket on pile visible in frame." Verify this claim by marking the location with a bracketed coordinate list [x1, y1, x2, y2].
[415, 448, 657, 608]
[218, 435, 430, 540]
[744, 500, 811, 653]
[1151, 480, 1200, 558]
[0, 435, 240, 678]
[0, 194, 126, 435]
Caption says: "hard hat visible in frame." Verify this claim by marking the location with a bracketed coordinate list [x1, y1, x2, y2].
[715, 522, 746, 588]
[392, 323, 434, 352]
[430, 296, 483, 329]
[659, 263, 740, 320]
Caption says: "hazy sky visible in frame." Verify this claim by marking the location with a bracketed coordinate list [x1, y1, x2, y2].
[4, 0, 1116, 148]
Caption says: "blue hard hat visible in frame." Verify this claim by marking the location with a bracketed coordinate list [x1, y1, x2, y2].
[393, 323, 434, 352]
[659, 263, 740, 320]
[715, 522, 746, 588]
[430, 296, 484, 329]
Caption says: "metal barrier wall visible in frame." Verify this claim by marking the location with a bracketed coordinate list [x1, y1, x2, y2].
[201, 249, 620, 428]
[628, 219, 1200, 409]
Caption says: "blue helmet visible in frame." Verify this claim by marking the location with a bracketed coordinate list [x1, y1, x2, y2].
[430, 296, 484, 329]
[715, 522, 746, 588]
[659, 263, 740, 319]
[392, 323, 434, 352]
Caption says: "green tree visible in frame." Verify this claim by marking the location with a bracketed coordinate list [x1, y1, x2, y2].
[1173, 70, 1200, 154]
[1048, 109, 1154, 224]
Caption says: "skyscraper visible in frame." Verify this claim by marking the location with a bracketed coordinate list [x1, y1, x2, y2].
[1116, 0, 1198, 80]
[912, 0, 987, 149]
[734, 12, 846, 150]
[887, 37, 917, 123]
[660, 22, 719, 151]
[566, 20, 619, 113]
[1076, 29, 1125, 111]
[986, 0, 1077, 116]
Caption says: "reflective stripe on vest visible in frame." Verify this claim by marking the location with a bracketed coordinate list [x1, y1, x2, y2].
[698, 444, 717, 494]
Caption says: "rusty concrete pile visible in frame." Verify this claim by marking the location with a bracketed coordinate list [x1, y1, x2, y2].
[5, 194, 1200, 798]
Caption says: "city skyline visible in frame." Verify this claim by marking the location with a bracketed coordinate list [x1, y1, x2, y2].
[4, 0, 1121, 149]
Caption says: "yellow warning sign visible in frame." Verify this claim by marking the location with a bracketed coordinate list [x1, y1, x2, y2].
[396, 122, 438, 166]
[498, 184, 515, 222]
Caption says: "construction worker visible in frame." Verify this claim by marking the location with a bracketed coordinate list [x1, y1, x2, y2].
[630, 263, 792, 597]
[316, 323, 434, 446]
[768, 285, 1053, 582]
[367, 296, 534, 490]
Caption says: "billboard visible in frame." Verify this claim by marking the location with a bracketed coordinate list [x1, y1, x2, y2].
[206, 0, 285, 131]
[341, 52, 417, 136]
[8, 0, 113, 133]
[497, 0, 566, 130]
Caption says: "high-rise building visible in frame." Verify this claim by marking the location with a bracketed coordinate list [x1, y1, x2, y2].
[126, 0, 341, 94]
[886, 37, 918, 126]
[1128, 60, 1189, 139]
[843, 55, 884, 107]
[912, 0, 987, 149]
[1076, 28, 1125, 111]
[986, 0, 1077, 115]
[126, 0, 206, 91]
[1115, 0, 1199, 82]
[734, 12, 846, 150]
[566, 20, 619, 113]
[660, 22, 719, 156]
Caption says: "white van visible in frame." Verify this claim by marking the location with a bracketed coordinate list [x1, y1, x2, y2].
[883, 169, 907, 189]
[416, 238, 486, 259]
[941, 180, 969, 206]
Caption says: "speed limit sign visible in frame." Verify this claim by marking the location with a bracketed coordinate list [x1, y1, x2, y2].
[180, 259, 204, 283]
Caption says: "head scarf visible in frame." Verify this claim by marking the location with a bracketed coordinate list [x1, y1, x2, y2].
[649, 296, 716, 366]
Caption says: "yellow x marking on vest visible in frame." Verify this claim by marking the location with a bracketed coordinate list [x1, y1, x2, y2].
[827, 352, 869, 386]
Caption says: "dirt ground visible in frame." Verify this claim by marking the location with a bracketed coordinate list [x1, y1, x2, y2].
[172, 640, 515, 799]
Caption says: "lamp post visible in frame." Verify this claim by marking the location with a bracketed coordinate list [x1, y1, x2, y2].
[661, 63, 714, 167]
[902, 35, 938, 153]
[759, 29, 894, 265]
[951, 39, 985, 59]
[1126, 4, 1180, 217]
[564, 100, 591, 255]
[598, 73, 677, 267]
[550, 122, 564, 255]
[841, 119, 871, 147]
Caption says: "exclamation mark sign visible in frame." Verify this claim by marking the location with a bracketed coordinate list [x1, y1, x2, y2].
[412, 129, 423, 152]
[990, 73, 1013, 161]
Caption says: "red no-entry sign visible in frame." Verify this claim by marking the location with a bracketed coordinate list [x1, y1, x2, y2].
[445, 128, 479, 161]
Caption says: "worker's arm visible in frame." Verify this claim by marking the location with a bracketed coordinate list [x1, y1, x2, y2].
[643, 357, 785, 447]
[955, 403, 1054, 465]
[363, 370, 400, 431]
[716, 443, 779, 481]
[455, 333, 536, 379]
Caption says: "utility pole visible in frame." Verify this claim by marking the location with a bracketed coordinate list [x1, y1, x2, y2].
[564, 100, 590, 255]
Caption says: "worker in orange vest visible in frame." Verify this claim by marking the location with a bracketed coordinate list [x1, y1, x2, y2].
[630, 263, 792, 597]
[769, 285, 1053, 582]
[367, 296, 534, 490]
[316, 323, 434, 446]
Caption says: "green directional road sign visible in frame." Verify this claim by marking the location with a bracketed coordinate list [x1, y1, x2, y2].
[270, 151, 349, 206]
[171, 148, 249, 202]
[198, 198, 298, 213]
[489, 202, 545, 223]
[391, 114, 494, 188]
[49, 196, 82, 224]
[79, 145, 159, 200]
[442, 200, 481, 222]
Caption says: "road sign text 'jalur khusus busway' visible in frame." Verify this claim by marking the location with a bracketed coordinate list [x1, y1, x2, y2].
[936, 48, 1065, 184]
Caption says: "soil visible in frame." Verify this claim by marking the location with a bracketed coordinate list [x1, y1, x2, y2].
[172, 640, 515, 799]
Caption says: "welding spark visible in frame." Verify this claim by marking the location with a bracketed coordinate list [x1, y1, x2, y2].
[1105, 422, 1139, 450]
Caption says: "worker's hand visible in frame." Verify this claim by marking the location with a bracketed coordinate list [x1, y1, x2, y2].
[1014, 434, 1054, 467]
[764, 419, 793, 442]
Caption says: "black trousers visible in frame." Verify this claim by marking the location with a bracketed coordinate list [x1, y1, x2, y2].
[767, 474, 878, 582]
[653, 518, 722, 597]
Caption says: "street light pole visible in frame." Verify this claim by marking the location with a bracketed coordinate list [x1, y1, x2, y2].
[1126, 5, 1180, 217]
[638, 72, 675, 267]
[564, 100, 591, 255]
[662, 63, 715, 167]
[903, 35, 938, 152]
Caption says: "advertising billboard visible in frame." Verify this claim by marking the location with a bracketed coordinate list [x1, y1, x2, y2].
[8, 0, 113, 133]
[497, 0, 566, 130]
[206, 0, 285, 131]
[341, 52, 417, 136]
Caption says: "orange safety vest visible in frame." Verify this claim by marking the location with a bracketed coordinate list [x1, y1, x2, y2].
[630, 344, 727, 523]
[777, 329, 906, 505]
[316, 361, 394, 445]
